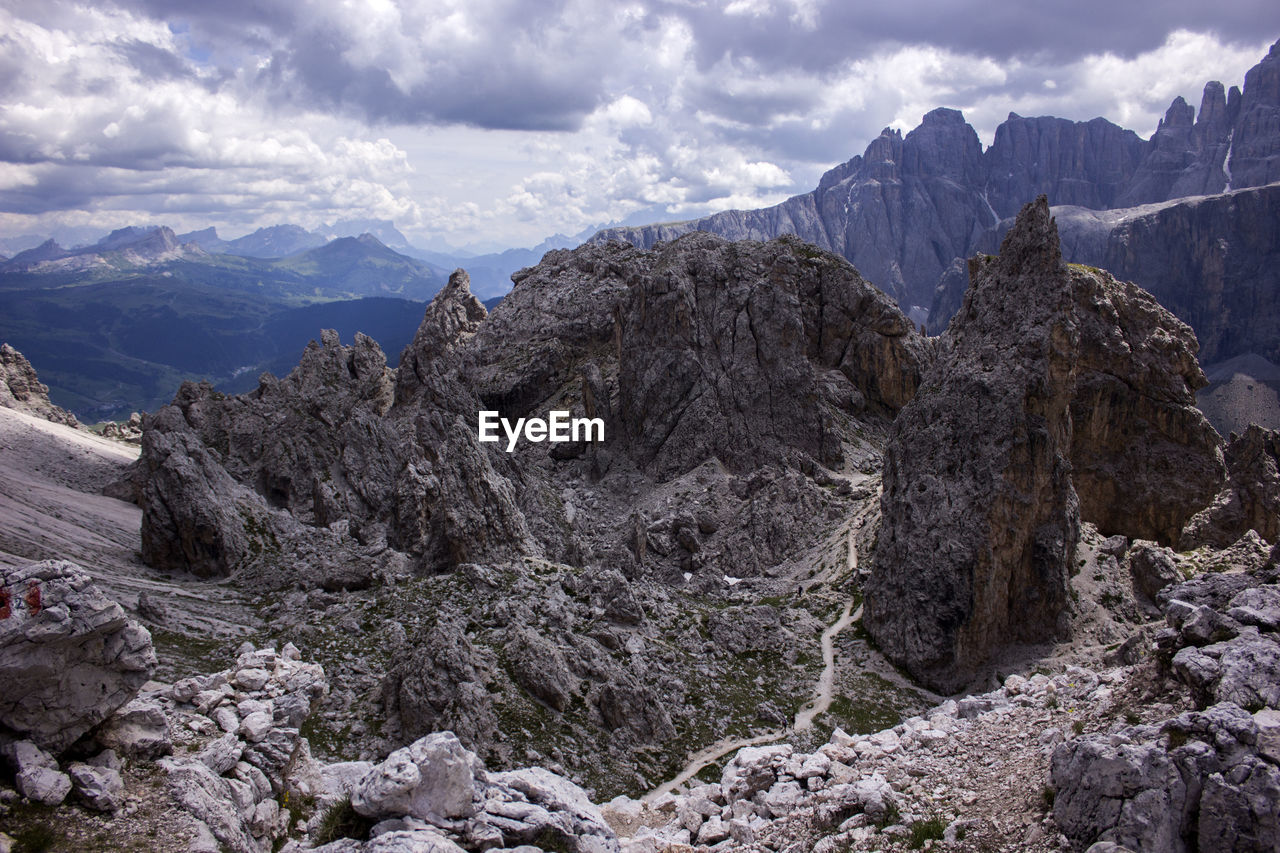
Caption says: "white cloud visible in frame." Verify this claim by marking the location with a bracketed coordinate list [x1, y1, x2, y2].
[0, 2, 1276, 249]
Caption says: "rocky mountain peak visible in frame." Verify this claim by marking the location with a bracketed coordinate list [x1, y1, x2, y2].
[990, 194, 1065, 283]
[866, 196, 1223, 693]
[1161, 95, 1196, 129]
[395, 269, 488, 400]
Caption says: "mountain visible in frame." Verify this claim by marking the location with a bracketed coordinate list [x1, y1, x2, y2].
[0, 227, 447, 419]
[927, 183, 1280, 366]
[5, 202, 1280, 851]
[594, 39, 1280, 315]
[273, 233, 445, 300]
[222, 223, 326, 257]
[402, 225, 601, 298]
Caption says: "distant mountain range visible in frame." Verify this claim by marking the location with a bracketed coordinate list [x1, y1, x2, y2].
[0, 219, 598, 300]
[594, 39, 1280, 338]
[0, 212, 604, 419]
[0, 225, 456, 420]
[5, 41, 1278, 423]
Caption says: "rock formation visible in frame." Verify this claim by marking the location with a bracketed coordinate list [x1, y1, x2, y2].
[864, 197, 1081, 693]
[1229, 38, 1280, 189]
[610, 233, 929, 478]
[135, 239, 929, 587]
[866, 197, 1225, 692]
[137, 272, 541, 583]
[1067, 259, 1224, 544]
[0, 560, 156, 753]
[928, 183, 1280, 367]
[598, 39, 1280, 314]
[0, 343, 78, 427]
[1182, 425, 1280, 549]
[1052, 562, 1280, 853]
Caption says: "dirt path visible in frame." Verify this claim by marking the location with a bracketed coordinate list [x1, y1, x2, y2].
[644, 490, 874, 801]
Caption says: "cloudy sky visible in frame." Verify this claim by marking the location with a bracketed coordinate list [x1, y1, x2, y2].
[2, 1, 1278, 251]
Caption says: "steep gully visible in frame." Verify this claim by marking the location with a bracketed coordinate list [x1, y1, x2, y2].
[644, 477, 933, 802]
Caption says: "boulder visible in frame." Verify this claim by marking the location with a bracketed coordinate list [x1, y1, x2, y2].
[351, 732, 480, 821]
[1127, 542, 1181, 604]
[68, 762, 126, 812]
[95, 697, 172, 759]
[0, 560, 156, 753]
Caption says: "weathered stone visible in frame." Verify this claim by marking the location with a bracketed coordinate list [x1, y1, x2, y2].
[95, 697, 172, 759]
[1127, 542, 1181, 604]
[0, 343, 78, 427]
[612, 233, 929, 479]
[161, 756, 265, 853]
[0, 561, 156, 753]
[16, 764, 72, 805]
[868, 196, 1226, 692]
[1182, 426, 1280, 550]
[67, 762, 125, 812]
[1051, 737, 1188, 852]
[865, 197, 1080, 693]
[351, 732, 479, 821]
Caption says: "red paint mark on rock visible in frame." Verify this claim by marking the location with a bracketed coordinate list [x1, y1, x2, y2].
[25, 581, 41, 616]
[0, 589, 10, 619]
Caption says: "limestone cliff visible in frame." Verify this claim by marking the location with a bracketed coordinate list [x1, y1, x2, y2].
[866, 197, 1225, 693]
[598, 39, 1280, 315]
[0, 343, 78, 427]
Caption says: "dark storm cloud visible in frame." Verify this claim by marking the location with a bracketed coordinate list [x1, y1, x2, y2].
[257, 24, 599, 131]
[660, 0, 1280, 73]
[94, 0, 611, 131]
[91, 0, 1280, 137]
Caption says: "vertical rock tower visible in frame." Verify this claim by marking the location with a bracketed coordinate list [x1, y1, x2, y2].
[865, 197, 1080, 693]
[866, 196, 1225, 693]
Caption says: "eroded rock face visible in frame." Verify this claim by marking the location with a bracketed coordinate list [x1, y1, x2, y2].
[1051, 703, 1280, 853]
[865, 196, 1080, 693]
[613, 233, 930, 478]
[138, 238, 926, 587]
[1182, 425, 1280, 549]
[866, 196, 1225, 692]
[0, 343, 78, 427]
[1067, 261, 1224, 545]
[0, 560, 156, 753]
[137, 272, 543, 582]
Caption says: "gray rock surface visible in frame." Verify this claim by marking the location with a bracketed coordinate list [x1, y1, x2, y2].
[67, 761, 126, 811]
[932, 183, 1280, 366]
[1229, 39, 1280, 189]
[599, 40, 1280, 311]
[95, 697, 172, 759]
[162, 643, 329, 853]
[1051, 703, 1280, 852]
[868, 197, 1225, 691]
[0, 343, 78, 427]
[1182, 425, 1280, 549]
[0, 560, 156, 753]
[351, 732, 480, 821]
[610, 233, 929, 478]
